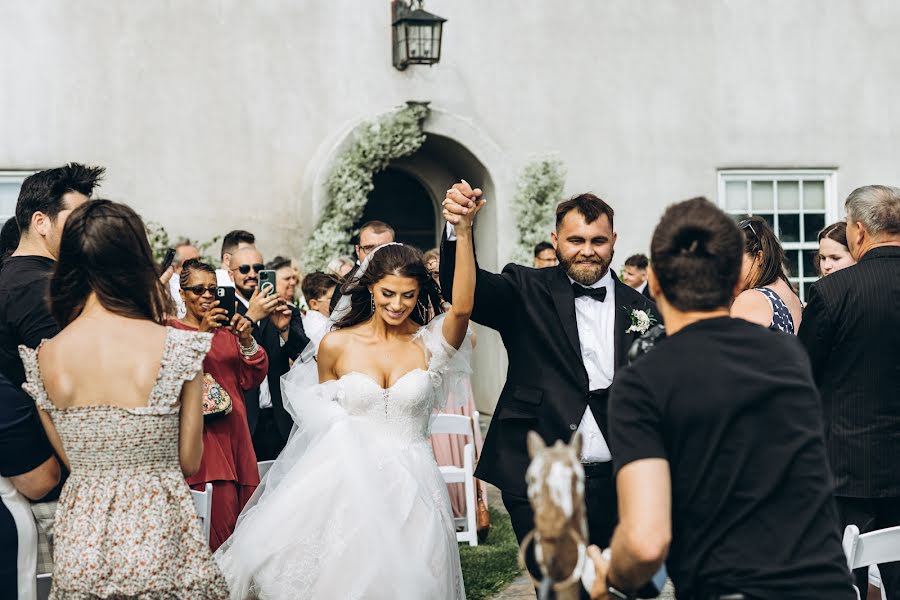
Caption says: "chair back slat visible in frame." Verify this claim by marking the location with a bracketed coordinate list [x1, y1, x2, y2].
[190, 483, 213, 544]
[429, 414, 474, 436]
[844, 524, 900, 569]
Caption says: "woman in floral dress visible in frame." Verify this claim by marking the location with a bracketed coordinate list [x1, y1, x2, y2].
[19, 201, 228, 598]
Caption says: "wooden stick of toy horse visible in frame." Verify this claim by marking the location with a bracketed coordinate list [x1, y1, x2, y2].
[521, 431, 588, 600]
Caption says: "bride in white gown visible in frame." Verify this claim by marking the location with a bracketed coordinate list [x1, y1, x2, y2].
[215, 188, 485, 599]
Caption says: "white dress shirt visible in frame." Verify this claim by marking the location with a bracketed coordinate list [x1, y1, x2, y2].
[570, 271, 616, 462]
[235, 292, 274, 410]
[636, 280, 648, 295]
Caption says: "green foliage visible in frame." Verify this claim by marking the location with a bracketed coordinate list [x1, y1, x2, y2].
[459, 507, 522, 599]
[300, 103, 430, 272]
[145, 221, 221, 266]
[511, 158, 566, 266]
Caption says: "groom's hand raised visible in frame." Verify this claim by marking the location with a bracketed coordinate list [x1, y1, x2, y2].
[443, 179, 486, 229]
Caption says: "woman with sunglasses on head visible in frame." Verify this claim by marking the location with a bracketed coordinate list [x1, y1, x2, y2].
[172, 259, 268, 551]
[731, 216, 803, 333]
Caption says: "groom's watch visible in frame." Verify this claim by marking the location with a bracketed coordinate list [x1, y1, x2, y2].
[606, 579, 635, 600]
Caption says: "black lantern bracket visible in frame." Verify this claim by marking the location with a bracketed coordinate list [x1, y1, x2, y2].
[391, 0, 447, 71]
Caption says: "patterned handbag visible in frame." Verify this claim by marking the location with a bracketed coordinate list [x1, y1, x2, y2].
[202, 373, 232, 419]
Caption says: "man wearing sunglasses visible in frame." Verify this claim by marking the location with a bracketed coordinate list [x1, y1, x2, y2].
[231, 247, 310, 461]
[328, 220, 395, 314]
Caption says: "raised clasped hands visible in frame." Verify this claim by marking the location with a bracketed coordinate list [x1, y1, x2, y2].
[442, 179, 486, 230]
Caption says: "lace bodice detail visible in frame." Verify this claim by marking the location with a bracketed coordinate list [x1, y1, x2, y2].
[335, 317, 471, 442]
[18, 327, 212, 476]
[336, 369, 438, 441]
[282, 315, 473, 447]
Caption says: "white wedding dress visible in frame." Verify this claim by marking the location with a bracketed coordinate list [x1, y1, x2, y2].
[215, 315, 470, 599]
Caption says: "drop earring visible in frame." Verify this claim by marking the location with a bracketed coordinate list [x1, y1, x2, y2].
[371, 294, 376, 314]
[417, 300, 427, 323]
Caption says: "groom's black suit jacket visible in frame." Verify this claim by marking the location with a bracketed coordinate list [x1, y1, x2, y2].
[440, 235, 656, 497]
[238, 302, 309, 443]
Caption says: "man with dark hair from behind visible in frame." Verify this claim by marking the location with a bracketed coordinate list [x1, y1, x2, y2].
[587, 198, 853, 600]
[0, 162, 103, 576]
[533, 241, 558, 268]
[0, 163, 104, 385]
[622, 253, 653, 300]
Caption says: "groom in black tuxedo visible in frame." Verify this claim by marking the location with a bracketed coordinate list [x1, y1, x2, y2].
[440, 182, 656, 549]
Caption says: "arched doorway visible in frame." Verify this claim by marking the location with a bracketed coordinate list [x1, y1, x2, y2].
[355, 168, 437, 251]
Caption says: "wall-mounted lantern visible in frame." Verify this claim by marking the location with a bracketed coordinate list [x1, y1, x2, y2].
[391, 0, 447, 71]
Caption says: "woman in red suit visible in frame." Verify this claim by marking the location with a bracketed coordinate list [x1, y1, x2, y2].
[171, 259, 268, 551]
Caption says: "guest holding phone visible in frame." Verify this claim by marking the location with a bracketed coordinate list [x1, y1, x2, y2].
[172, 259, 268, 551]
[230, 248, 307, 461]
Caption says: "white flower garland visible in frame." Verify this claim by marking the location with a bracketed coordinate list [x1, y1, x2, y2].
[511, 158, 566, 265]
[301, 103, 429, 272]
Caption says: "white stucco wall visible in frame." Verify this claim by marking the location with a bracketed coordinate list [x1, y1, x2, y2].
[1, 0, 898, 410]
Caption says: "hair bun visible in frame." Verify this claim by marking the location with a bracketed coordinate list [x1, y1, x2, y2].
[674, 227, 711, 256]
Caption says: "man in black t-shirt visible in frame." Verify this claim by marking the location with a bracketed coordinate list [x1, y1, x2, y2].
[0, 163, 104, 387]
[587, 198, 854, 600]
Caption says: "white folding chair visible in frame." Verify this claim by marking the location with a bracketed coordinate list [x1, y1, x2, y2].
[257, 460, 275, 481]
[1, 476, 39, 600]
[429, 413, 478, 546]
[842, 524, 900, 600]
[190, 483, 213, 544]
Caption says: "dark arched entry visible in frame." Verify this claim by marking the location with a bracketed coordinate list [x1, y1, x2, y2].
[356, 168, 436, 251]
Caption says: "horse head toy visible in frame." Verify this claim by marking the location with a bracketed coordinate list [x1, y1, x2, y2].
[521, 431, 588, 600]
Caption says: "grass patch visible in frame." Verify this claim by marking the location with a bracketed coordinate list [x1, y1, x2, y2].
[460, 507, 523, 600]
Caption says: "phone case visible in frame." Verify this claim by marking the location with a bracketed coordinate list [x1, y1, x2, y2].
[217, 287, 236, 320]
[259, 270, 277, 297]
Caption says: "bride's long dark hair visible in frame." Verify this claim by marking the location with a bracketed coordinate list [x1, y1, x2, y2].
[333, 244, 444, 329]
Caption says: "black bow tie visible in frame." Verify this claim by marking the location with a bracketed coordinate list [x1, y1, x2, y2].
[572, 283, 607, 302]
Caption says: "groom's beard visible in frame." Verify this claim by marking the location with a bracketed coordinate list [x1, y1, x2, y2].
[557, 249, 613, 286]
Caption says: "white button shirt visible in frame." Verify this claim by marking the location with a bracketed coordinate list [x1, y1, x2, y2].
[235, 292, 274, 411]
[570, 271, 616, 462]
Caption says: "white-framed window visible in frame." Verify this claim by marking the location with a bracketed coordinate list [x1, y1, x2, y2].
[717, 169, 839, 303]
[0, 171, 36, 223]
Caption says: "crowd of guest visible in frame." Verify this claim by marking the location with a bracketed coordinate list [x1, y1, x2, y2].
[1, 161, 898, 600]
[0, 165, 493, 597]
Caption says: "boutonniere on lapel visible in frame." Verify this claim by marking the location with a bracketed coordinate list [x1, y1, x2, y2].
[625, 308, 656, 335]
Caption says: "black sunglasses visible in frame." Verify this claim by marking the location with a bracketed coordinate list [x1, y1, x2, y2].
[182, 285, 217, 297]
[234, 263, 265, 275]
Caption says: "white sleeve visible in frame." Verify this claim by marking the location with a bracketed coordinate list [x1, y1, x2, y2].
[444, 222, 457, 242]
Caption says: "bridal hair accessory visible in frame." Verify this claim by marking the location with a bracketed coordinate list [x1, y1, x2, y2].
[330, 242, 404, 325]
